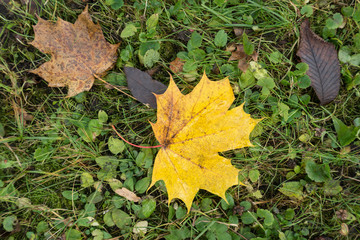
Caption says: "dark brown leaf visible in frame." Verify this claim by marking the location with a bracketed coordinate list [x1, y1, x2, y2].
[297, 19, 341, 105]
[124, 67, 167, 109]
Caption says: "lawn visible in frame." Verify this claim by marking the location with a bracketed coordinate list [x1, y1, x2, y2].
[0, 0, 360, 239]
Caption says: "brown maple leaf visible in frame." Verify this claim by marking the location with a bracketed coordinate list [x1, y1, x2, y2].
[30, 6, 120, 97]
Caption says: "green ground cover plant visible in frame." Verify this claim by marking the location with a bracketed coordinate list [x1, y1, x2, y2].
[1, 0, 359, 239]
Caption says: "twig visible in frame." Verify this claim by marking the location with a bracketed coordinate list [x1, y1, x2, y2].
[0, 136, 22, 168]
[93, 74, 138, 101]
[111, 125, 162, 149]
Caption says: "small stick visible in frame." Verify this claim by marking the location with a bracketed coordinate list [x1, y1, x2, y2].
[0, 136, 22, 168]
[111, 125, 162, 149]
[94, 74, 138, 101]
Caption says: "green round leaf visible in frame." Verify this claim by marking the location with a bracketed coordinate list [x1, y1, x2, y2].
[241, 211, 257, 224]
[74, 92, 87, 103]
[105, 0, 124, 10]
[36, 221, 49, 234]
[88, 119, 103, 136]
[87, 191, 103, 204]
[84, 203, 96, 217]
[175, 206, 187, 219]
[342, 6, 354, 17]
[140, 199, 156, 218]
[92, 229, 103, 240]
[121, 24, 137, 38]
[98, 110, 108, 123]
[200, 198, 213, 212]
[249, 169, 260, 183]
[62, 191, 79, 201]
[257, 209, 274, 226]
[284, 208, 295, 220]
[81, 172, 94, 188]
[187, 31, 202, 51]
[104, 72, 127, 86]
[268, 51, 282, 64]
[183, 60, 198, 72]
[108, 136, 125, 155]
[220, 192, 234, 210]
[279, 181, 303, 200]
[135, 177, 150, 194]
[305, 159, 331, 182]
[26, 232, 36, 239]
[297, 75, 311, 89]
[95, 156, 119, 169]
[139, 42, 160, 56]
[65, 229, 82, 240]
[3, 215, 17, 232]
[143, 49, 160, 68]
[104, 211, 115, 227]
[323, 180, 343, 196]
[299, 94, 311, 105]
[112, 209, 132, 229]
[240, 201, 252, 211]
[301, 5, 313, 17]
[326, 13, 344, 29]
[124, 177, 135, 191]
[294, 62, 309, 76]
[214, 30, 228, 47]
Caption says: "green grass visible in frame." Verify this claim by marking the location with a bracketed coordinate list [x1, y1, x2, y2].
[1, 0, 360, 239]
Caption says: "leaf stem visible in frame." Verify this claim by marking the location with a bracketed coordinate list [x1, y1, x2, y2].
[94, 74, 138, 101]
[111, 125, 162, 149]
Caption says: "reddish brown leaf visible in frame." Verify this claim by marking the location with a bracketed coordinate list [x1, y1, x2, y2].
[124, 67, 167, 109]
[228, 45, 247, 61]
[297, 19, 341, 105]
[228, 44, 258, 73]
[169, 57, 184, 73]
[237, 59, 250, 73]
[30, 6, 119, 97]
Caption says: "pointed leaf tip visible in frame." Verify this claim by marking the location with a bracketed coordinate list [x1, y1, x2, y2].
[124, 67, 167, 108]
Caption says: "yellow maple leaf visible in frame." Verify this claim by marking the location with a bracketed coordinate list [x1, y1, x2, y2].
[149, 73, 261, 212]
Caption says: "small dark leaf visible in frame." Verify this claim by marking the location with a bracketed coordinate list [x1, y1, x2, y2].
[297, 19, 341, 105]
[124, 67, 167, 108]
